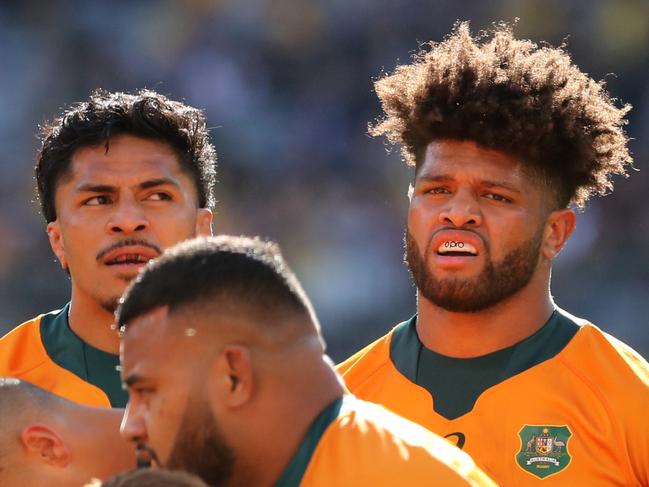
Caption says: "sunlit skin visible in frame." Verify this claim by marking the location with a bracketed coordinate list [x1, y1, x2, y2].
[119, 307, 198, 466]
[120, 305, 344, 486]
[408, 140, 576, 357]
[46, 135, 212, 353]
[0, 407, 134, 487]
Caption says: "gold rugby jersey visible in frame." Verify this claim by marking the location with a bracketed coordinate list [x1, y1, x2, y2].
[0, 304, 126, 407]
[338, 309, 649, 486]
[275, 395, 496, 486]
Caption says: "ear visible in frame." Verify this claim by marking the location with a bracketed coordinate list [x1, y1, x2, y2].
[20, 425, 70, 468]
[195, 208, 213, 237]
[209, 345, 253, 409]
[46, 220, 68, 270]
[541, 208, 576, 261]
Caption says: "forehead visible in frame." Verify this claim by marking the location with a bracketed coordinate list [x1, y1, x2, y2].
[417, 140, 530, 185]
[121, 307, 184, 376]
[65, 134, 188, 187]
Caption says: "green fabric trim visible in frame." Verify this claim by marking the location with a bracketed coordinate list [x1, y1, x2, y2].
[390, 309, 579, 420]
[40, 303, 128, 407]
[274, 396, 344, 487]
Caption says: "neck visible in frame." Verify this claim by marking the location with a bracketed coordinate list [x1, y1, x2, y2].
[68, 290, 120, 354]
[416, 269, 555, 358]
[232, 352, 344, 487]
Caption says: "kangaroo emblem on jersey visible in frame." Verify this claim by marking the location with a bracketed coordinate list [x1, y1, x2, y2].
[515, 425, 572, 479]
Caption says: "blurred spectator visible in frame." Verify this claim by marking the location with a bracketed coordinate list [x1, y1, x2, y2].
[0, 0, 647, 360]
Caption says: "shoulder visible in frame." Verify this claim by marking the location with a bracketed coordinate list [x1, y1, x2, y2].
[0, 310, 57, 376]
[310, 396, 495, 486]
[336, 325, 400, 385]
[559, 314, 648, 392]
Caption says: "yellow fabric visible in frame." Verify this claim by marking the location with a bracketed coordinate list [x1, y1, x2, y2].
[338, 323, 649, 486]
[301, 397, 496, 486]
[0, 315, 112, 407]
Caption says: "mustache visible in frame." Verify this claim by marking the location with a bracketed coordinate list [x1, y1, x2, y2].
[135, 442, 161, 469]
[96, 239, 162, 262]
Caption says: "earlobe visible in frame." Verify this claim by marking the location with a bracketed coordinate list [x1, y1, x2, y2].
[196, 208, 213, 237]
[21, 425, 70, 468]
[542, 209, 576, 260]
[46, 221, 68, 270]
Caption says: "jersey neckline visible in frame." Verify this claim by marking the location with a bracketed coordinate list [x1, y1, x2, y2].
[39, 303, 128, 407]
[389, 308, 580, 419]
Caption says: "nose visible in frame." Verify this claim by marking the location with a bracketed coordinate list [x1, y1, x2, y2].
[107, 197, 148, 235]
[120, 403, 147, 444]
[438, 189, 482, 228]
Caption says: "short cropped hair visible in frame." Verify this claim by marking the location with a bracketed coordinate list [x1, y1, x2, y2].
[116, 236, 316, 330]
[36, 89, 217, 222]
[0, 377, 68, 419]
[370, 22, 633, 208]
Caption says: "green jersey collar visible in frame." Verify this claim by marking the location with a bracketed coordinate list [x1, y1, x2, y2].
[390, 309, 579, 419]
[274, 396, 344, 487]
[40, 303, 128, 407]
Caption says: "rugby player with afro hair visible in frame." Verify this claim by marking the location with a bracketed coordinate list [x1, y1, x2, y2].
[339, 22, 648, 486]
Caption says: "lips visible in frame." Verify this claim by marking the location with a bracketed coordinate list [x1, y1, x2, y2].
[100, 245, 160, 267]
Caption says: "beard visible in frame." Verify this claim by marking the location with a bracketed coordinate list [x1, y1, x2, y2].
[164, 396, 235, 487]
[405, 228, 543, 312]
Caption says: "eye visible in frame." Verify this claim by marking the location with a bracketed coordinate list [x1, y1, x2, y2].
[425, 186, 451, 195]
[84, 195, 111, 206]
[483, 192, 511, 203]
[145, 192, 172, 201]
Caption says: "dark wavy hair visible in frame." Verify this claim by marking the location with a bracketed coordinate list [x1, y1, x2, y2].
[36, 89, 217, 222]
[370, 22, 633, 208]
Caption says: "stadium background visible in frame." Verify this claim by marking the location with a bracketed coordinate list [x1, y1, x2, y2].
[0, 0, 647, 361]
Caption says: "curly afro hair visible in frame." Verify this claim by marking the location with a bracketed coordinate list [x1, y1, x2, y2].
[370, 22, 633, 208]
[36, 89, 217, 223]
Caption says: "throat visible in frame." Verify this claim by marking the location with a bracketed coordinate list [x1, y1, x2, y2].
[67, 300, 121, 354]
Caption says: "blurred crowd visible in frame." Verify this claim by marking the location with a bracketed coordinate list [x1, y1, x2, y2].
[0, 0, 647, 360]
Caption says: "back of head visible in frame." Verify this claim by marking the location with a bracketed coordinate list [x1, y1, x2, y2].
[371, 21, 633, 209]
[0, 377, 68, 431]
[36, 88, 217, 223]
[91, 469, 208, 487]
[0, 378, 133, 487]
[0, 378, 70, 483]
[117, 235, 320, 338]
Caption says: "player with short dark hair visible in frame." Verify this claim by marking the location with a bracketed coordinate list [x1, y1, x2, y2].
[0, 89, 216, 407]
[338, 22, 649, 485]
[0, 378, 134, 487]
[117, 236, 496, 487]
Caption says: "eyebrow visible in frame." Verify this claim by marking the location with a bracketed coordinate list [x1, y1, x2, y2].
[417, 174, 522, 193]
[75, 177, 181, 194]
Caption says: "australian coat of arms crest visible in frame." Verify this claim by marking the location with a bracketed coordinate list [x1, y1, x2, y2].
[515, 425, 572, 479]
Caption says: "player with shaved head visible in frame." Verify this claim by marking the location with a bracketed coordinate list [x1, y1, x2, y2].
[338, 22, 649, 485]
[0, 378, 134, 487]
[116, 236, 495, 487]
